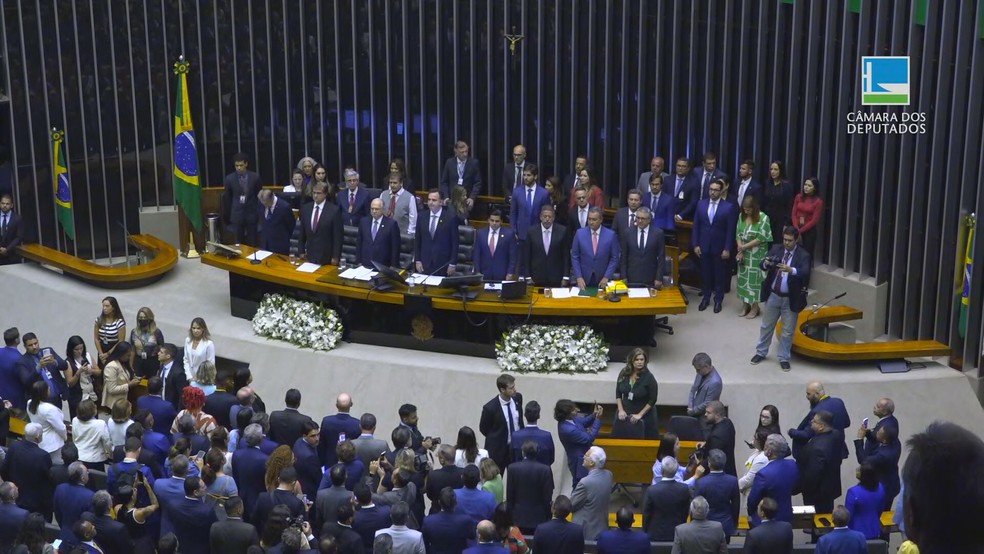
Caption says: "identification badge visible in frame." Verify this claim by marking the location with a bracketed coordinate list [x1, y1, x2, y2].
[678, 191, 685, 200]
[628, 392, 634, 401]
[348, 206, 353, 213]
[458, 178, 464, 185]
[239, 195, 246, 204]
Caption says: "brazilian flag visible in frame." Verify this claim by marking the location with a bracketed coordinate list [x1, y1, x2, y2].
[52, 129, 76, 241]
[173, 56, 202, 231]
[959, 216, 975, 338]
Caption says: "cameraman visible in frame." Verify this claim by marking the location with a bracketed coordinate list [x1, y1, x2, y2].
[749, 226, 812, 372]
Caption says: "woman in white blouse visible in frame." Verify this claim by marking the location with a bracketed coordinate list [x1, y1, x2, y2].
[27, 381, 68, 464]
[739, 429, 771, 494]
[183, 317, 215, 382]
[71, 399, 112, 471]
[453, 426, 488, 468]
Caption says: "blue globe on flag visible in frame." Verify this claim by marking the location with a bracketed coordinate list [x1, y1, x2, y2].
[56, 174, 72, 204]
[175, 131, 198, 177]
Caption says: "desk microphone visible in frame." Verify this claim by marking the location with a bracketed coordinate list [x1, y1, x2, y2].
[250, 249, 261, 265]
[419, 261, 450, 292]
[804, 292, 847, 330]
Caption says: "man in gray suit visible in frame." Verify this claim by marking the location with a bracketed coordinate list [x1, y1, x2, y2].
[687, 352, 723, 423]
[375, 501, 426, 554]
[352, 413, 391, 469]
[571, 446, 613, 541]
[379, 172, 418, 236]
[671, 496, 727, 554]
[314, 465, 354, 534]
[636, 156, 670, 191]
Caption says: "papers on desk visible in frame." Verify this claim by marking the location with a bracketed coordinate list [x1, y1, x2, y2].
[295, 262, 322, 273]
[338, 266, 378, 281]
[627, 288, 653, 299]
[407, 273, 444, 286]
[548, 288, 575, 299]
[248, 250, 274, 261]
[484, 283, 503, 291]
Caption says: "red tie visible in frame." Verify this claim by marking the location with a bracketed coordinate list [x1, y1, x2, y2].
[387, 194, 397, 218]
[349, 192, 355, 210]
[592, 232, 599, 255]
[312, 205, 321, 230]
[489, 231, 496, 256]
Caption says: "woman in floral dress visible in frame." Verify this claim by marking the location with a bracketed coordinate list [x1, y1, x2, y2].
[735, 195, 772, 318]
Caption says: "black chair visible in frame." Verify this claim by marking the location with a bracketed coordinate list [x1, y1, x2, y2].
[457, 225, 476, 274]
[655, 246, 680, 335]
[87, 469, 108, 492]
[668, 415, 704, 441]
[341, 225, 359, 265]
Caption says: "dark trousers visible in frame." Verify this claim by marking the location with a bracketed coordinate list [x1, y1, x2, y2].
[699, 251, 729, 302]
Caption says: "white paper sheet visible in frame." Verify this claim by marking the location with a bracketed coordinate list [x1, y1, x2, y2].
[627, 288, 652, 298]
[296, 262, 322, 273]
[408, 273, 444, 286]
[549, 287, 573, 299]
[247, 250, 274, 261]
[339, 266, 377, 281]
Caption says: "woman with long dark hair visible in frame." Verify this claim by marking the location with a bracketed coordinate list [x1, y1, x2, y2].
[650, 432, 699, 486]
[203, 447, 238, 509]
[64, 335, 100, 419]
[846, 463, 886, 539]
[614, 348, 659, 439]
[791, 176, 824, 255]
[761, 161, 794, 245]
[756, 405, 781, 437]
[101, 341, 138, 411]
[93, 296, 126, 367]
[454, 426, 488, 468]
[28, 380, 67, 464]
[12, 512, 55, 554]
[493, 502, 531, 553]
[114, 478, 160, 553]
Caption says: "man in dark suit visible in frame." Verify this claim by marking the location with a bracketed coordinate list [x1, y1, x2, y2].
[642, 174, 676, 233]
[293, 419, 323, 500]
[202, 371, 238, 429]
[425, 446, 464, 516]
[563, 156, 589, 208]
[861, 397, 899, 456]
[422, 487, 475, 554]
[257, 189, 296, 254]
[137, 377, 177, 435]
[319, 393, 362, 468]
[732, 160, 763, 208]
[672, 496, 728, 553]
[597, 507, 651, 554]
[414, 189, 459, 276]
[155, 455, 192, 537]
[439, 141, 482, 211]
[747, 434, 799, 527]
[509, 401, 554, 465]
[0, 195, 22, 265]
[299, 182, 343, 265]
[165, 477, 218, 554]
[18, 332, 69, 407]
[693, 449, 740, 540]
[231, 424, 270, 520]
[692, 151, 730, 200]
[321, 502, 365, 553]
[269, 388, 314, 447]
[750, 225, 812, 371]
[111, 427, 164, 479]
[796, 410, 844, 513]
[1, 423, 53, 520]
[478, 374, 525, 474]
[222, 152, 263, 245]
[0, 328, 24, 412]
[156, 344, 187, 411]
[620, 206, 666, 288]
[815, 506, 868, 553]
[340, 169, 372, 227]
[209, 496, 259, 553]
[90, 491, 133, 554]
[571, 207, 620, 289]
[787, 381, 851, 459]
[744, 497, 793, 554]
[702, 401, 737, 476]
[53, 462, 95, 546]
[473, 210, 517, 281]
[506, 440, 554, 535]
[692, 179, 738, 313]
[610, 189, 644, 243]
[502, 144, 534, 197]
[643, 456, 692, 541]
[0, 482, 30, 552]
[522, 205, 568, 287]
[352, 483, 393, 551]
[532, 496, 584, 554]
[670, 157, 701, 221]
[567, 186, 590, 237]
[853, 423, 902, 510]
[357, 198, 401, 269]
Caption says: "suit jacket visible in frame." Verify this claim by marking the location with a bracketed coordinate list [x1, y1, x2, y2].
[567, 205, 589, 237]
[473, 228, 517, 281]
[789, 395, 850, 459]
[668, 173, 701, 220]
[501, 162, 534, 197]
[596, 528, 651, 554]
[692, 198, 738, 255]
[91, 513, 133, 554]
[672, 519, 727, 554]
[463, 544, 509, 554]
[154, 476, 188, 537]
[521, 224, 568, 287]
[610, 207, 641, 243]
[704, 418, 737, 476]
[743, 519, 793, 554]
[293, 437, 323, 499]
[424, 465, 464, 515]
[231, 446, 270, 520]
[532, 519, 585, 554]
[509, 425, 554, 466]
[637, 171, 670, 192]
[203, 389, 238, 429]
[440, 157, 483, 201]
[53, 483, 94, 543]
[209, 517, 259, 553]
[258, 197, 296, 254]
[159, 360, 188, 411]
[571, 468, 613, 540]
[352, 505, 393, 550]
[853, 438, 901, 505]
[17, 351, 69, 406]
[760, 243, 813, 313]
[571, 226, 620, 283]
[269, 408, 314, 447]
[479, 393, 524, 470]
[143, 430, 172, 467]
[222, 170, 262, 225]
[862, 415, 899, 456]
[797, 429, 844, 505]
[357, 216, 401, 268]
[0, 502, 29, 553]
[320, 521, 365, 553]
[341, 187, 372, 227]
[731, 178, 763, 207]
[505, 458, 553, 531]
[319, 413, 363, 467]
[379, 188, 416, 236]
[687, 368, 723, 418]
[643, 479, 691, 541]
[694, 471, 740, 536]
[692, 168, 729, 199]
[454, 487, 497, 529]
[509, 184, 550, 241]
[111, 446, 164, 479]
[414, 209, 460, 274]
[299, 201, 344, 264]
[0, 346, 26, 410]
[747, 458, 800, 527]
[165, 497, 218, 554]
[816, 527, 868, 554]
[558, 415, 601, 484]
[137, 395, 177, 436]
[641, 191, 676, 232]
[422, 511, 476, 554]
[620, 224, 665, 286]
[2, 439, 53, 515]
[315, 485, 355, 535]
[0, 211, 23, 256]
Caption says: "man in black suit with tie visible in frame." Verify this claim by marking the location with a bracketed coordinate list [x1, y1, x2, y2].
[257, 189, 296, 254]
[522, 205, 568, 287]
[479, 374, 524, 473]
[209, 497, 259, 552]
[299, 182, 343, 265]
[222, 152, 263, 246]
[610, 189, 644, 243]
[439, 141, 482, 211]
[501, 144, 533, 197]
[506, 440, 554, 535]
[620, 207, 665, 287]
[796, 410, 843, 513]
[567, 186, 590, 238]
[166, 477, 219, 554]
[2, 423, 53, 520]
[563, 156, 589, 208]
[744, 497, 793, 554]
[424, 445, 465, 516]
[156, 344, 187, 411]
[269, 388, 314, 447]
[732, 160, 763, 208]
[532, 496, 584, 554]
[692, 151, 730, 200]
[414, 189, 459, 276]
[0, 195, 22, 265]
[357, 198, 401, 268]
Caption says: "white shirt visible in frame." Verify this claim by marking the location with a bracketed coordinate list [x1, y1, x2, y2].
[160, 361, 174, 397]
[183, 337, 216, 381]
[454, 448, 489, 469]
[311, 200, 326, 228]
[395, 189, 419, 234]
[29, 402, 67, 454]
[107, 419, 134, 448]
[72, 417, 113, 463]
[637, 225, 649, 249]
[498, 396, 519, 444]
[738, 178, 751, 205]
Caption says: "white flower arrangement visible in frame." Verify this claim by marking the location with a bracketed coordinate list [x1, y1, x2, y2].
[252, 294, 344, 351]
[496, 324, 609, 374]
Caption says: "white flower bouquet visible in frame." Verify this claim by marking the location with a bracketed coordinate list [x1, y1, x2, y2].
[496, 324, 609, 374]
[252, 294, 344, 351]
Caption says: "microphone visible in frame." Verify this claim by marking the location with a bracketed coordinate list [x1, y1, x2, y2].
[804, 292, 847, 331]
[417, 261, 451, 292]
[250, 248, 261, 265]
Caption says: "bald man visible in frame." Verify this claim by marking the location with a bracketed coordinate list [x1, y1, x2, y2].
[357, 198, 402, 268]
[788, 382, 850, 459]
[319, 394, 363, 468]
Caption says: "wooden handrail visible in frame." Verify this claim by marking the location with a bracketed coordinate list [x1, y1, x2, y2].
[17, 234, 178, 287]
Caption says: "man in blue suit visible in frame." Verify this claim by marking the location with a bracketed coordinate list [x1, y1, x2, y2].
[19, 332, 69, 407]
[692, 151, 730, 200]
[257, 189, 296, 254]
[555, 399, 603, 487]
[2, 423, 53, 520]
[815, 506, 868, 554]
[319, 393, 362, 468]
[165, 477, 218, 554]
[744, 497, 793, 554]
[788, 381, 851, 459]
[53, 462, 95, 546]
[473, 210, 517, 281]
[692, 179, 738, 313]
[510, 401, 554, 465]
[571, 208, 620, 289]
[353, 483, 393, 551]
[747, 434, 800, 527]
[465, 520, 510, 554]
[454, 466, 497, 529]
[357, 199, 401, 268]
[415, 189, 459, 276]
[596, 507, 651, 554]
[509, 164, 550, 246]
[670, 157, 701, 221]
[154, 455, 192, 537]
[293, 420, 323, 501]
[340, 169, 372, 227]
[422, 487, 476, 554]
[533, 496, 584, 554]
[0, 482, 29, 552]
[0, 328, 24, 410]
[732, 160, 763, 208]
[137, 377, 177, 436]
[506, 441, 554, 535]
[439, 141, 483, 211]
[642, 174, 676, 233]
[231, 424, 270, 521]
[222, 152, 263, 246]
[860, 397, 899, 457]
[694, 449, 740, 540]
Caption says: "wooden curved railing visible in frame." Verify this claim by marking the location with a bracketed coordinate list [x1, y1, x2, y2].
[783, 305, 949, 361]
[17, 234, 178, 288]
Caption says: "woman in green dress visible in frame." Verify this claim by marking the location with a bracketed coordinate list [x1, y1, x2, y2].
[736, 195, 772, 318]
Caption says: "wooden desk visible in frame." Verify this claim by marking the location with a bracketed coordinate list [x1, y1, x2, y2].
[17, 234, 178, 288]
[593, 438, 699, 485]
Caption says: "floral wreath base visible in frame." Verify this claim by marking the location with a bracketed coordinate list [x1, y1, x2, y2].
[495, 324, 609, 374]
[252, 293, 344, 351]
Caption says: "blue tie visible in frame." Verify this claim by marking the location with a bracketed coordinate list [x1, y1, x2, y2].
[527, 188, 533, 208]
